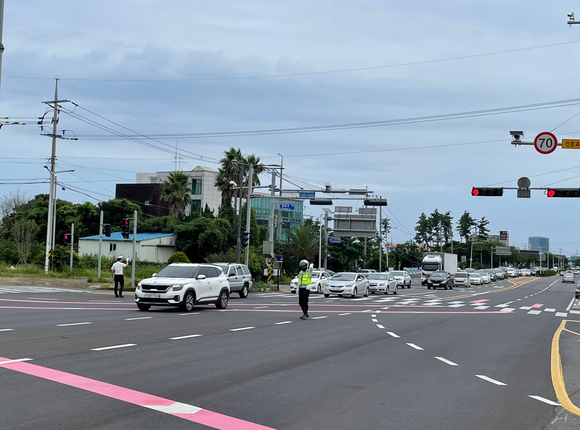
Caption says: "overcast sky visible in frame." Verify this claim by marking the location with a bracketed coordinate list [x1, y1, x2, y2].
[2, 1, 580, 256]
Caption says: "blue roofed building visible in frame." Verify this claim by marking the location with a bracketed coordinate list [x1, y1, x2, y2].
[79, 232, 177, 263]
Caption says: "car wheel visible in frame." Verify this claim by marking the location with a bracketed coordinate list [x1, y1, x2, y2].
[215, 289, 229, 309]
[444, 283, 448, 290]
[393, 288, 398, 295]
[427, 285, 431, 289]
[180, 291, 195, 312]
[407, 283, 411, 289]
[352, 288, 358, 298]
[239, 284, 249, 298]
[137, 303, 151, 311]
[291, 290, 296, 293]
[364, 287, 369, 297]
[324, 294, 330, 298]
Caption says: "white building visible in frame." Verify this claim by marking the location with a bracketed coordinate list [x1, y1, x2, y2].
[136, 166, 221, 216]
[79, 232, 177, 264]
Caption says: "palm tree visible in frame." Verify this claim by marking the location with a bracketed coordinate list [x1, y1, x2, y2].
[286, 224, 319, 260]
[160, 171, 192, 217]
[215, 148, 244, 204]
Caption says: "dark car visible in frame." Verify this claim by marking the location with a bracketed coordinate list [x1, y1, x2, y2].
[427, 270, 453, 290]
[576, 280, 580, 299]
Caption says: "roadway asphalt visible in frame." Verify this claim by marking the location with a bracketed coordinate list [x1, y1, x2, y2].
[0, 275, 579, 429]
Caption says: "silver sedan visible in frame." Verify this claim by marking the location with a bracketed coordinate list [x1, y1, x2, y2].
[367, 272, 398, 295]
[324, 272, 370, 298]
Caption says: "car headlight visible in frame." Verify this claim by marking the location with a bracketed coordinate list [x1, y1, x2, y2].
[172, 285, 184, 291]
[136, 283, 142, 291]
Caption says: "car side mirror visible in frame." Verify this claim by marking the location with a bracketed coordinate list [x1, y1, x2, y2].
[152, 273, 157, 277]
[229, 273, 236, 276]
[197, 274, 207, 280]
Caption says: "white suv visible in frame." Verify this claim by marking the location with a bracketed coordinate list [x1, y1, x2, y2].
[135, 263, 230, 312]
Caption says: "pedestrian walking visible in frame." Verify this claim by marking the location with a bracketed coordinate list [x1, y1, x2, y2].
[297, 259, 312, 319]
[111, 256, 129, 298]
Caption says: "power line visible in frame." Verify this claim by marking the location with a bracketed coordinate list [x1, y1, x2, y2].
[74, 97, 580, 140]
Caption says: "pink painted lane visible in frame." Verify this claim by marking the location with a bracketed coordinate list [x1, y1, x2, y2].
[0, 356, 276, 430]
[531, 303, 544, 309]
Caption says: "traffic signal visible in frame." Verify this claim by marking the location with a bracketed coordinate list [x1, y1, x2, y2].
[241, 231, 250, 247]
[104, 224, 112, 237]
[471, 187, 503, 197]
[122, 219, 130, 239]
[546, 188, 580, 198]
[64, 233, 70, 245]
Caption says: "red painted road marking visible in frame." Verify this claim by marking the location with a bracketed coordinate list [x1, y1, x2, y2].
[0, 357, 275, 430]
[531, 304, 544, 309]
[469, 299, 489, 303]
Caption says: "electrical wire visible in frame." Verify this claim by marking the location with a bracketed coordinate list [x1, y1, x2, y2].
[74, 97, 580, 140]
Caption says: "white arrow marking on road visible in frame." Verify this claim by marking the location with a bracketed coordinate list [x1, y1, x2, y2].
[475, 375, 507, 386]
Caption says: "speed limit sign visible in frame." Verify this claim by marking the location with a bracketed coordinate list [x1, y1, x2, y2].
[534, 131, 558, 154]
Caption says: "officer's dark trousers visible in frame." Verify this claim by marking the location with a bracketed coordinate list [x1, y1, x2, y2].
[298, 288, 310, 315]
[114, 274, 124, 297]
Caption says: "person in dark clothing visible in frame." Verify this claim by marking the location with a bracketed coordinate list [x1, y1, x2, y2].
[110, 256, 129, 298]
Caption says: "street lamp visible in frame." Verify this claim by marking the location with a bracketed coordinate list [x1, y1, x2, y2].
[319, 208, 333, 269]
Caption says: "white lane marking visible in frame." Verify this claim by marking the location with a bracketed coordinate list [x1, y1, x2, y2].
[145, 401, 202, 414]
[570, 310, 580, 314]
[254, 306, 268, 309]
[495, 304, 510, 308]
[387, 332, 400, 338]
[520, 306, 532, 310]
[361, 309, 373, 312]
[474, 306, 490, 310]
[371, 319, 378, 323]
[566, 297, 576, 311]
[528, 395, 560, 406]
[447, 304, 464, 308]
[0, 328, 15, 332]
[376, 324, 385, 329]
[500, 308, 515, 312]
[371, 314, 377, 317]
[544, 308, 556, 313]
[527, 310, 542, 315]
[28, 297, 59, 301]
[56, 322, 92, 327]
[555, 312, 568, 318]
[435, 356, 458, 366]
[0, 358, 32, 365]
[338, 313, 351, 316]
[170, 334, 202, 340]
[311, 316, 327, 320]
[406, 343, 424, 351]
[229, 327, 255, 332]
[275, 321, 292, 325]
[91, 344, 136, 351]
[475, 375, 507, 386]
[125, 317, 153, 321]
[178, 313, 200, 316]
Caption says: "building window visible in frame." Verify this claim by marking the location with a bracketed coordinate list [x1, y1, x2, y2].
[192, 179, 202, 195]
[192, 200, 202, 214]
[109, 243, 117, 252]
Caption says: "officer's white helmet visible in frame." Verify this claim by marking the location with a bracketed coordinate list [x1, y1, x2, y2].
[299, 259, 309, 269]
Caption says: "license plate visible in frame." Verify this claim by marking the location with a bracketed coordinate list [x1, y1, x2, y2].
[143, 293, 160, 299]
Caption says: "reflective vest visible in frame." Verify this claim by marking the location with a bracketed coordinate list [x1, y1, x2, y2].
[298, 270, 311, 287]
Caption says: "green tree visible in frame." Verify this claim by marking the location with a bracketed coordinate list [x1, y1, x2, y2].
[456, 211, 477, 243]
[414, 213, 432, 248]
[215, 148, 244, 204]
[477, 217, 490, 241]
[286, 224, 318, 260]
[160, 171, 192, 217]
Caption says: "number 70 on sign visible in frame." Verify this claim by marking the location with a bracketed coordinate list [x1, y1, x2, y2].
[534, 132, 557, 154]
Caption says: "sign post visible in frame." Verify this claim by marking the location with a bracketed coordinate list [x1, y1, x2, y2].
[533, 132, 557, 155]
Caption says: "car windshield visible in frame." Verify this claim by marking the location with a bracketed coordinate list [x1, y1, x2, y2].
[332, 273, 356, 281]
[432, 271, 446, 277]
[471, 273, 481, 278]
[422, 263, 440, 271]
[367, 273, 387, 280]
[455, 273, 468, 278]
[155, 265, 199, 278]
[391, 271, 406, 276]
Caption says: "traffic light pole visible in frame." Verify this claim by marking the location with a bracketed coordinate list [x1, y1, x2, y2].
[97, 210, 103, 279]
[69, 223, 74, 273]
[131, 210, 137, 288]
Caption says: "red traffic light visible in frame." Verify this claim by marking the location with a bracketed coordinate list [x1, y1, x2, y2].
[471, 187, 503, 197]
[547, 189, 556, 197]
[546, 188, 580, 198]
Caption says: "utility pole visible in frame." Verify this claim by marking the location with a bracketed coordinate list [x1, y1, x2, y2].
[97, 210, 104, 279]
[0, 0, 5, 107]
[235, 165, 244, 264]
[131, 210, 137, 287]
[244, 165, 253, 266]
[42, 79, 72, 273]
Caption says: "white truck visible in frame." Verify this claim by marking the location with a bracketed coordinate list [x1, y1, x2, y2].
[420, 252, 458, 285]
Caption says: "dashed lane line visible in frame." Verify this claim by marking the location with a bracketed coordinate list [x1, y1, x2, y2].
[169, 334, 202, 340]
[528, 395, 560, 406]
[406, 343, 424, 351]
[56, 322, 92, 327]
[91, 344, 137, 351]
[275, 321, 292, 325]
[435, 357, 459, 366]
[386, 332, 400, 338]
[229, 327, 255, 332]
[475, 375, 507, 386]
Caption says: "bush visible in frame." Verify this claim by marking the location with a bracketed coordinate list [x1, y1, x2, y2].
[167, 251, 191, 264]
